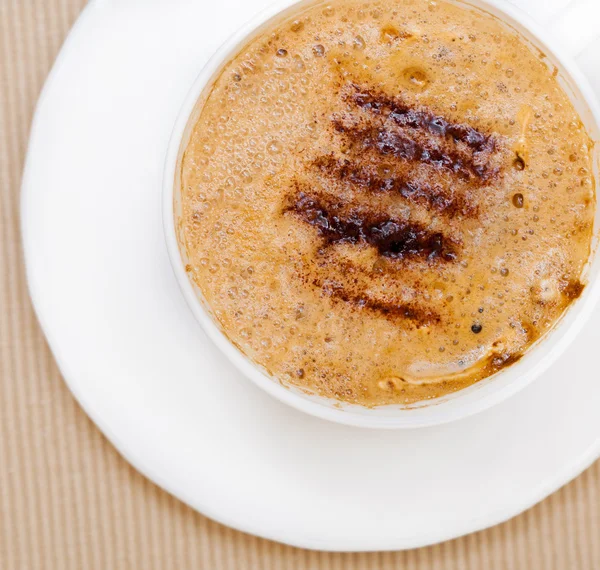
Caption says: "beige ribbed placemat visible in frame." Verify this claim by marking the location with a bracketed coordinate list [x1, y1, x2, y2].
[1, 1, 600, 568]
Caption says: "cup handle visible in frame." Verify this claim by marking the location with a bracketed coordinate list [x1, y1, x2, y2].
[546, 0, 600, 58]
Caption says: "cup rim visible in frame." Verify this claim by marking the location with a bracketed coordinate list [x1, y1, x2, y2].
[163, 0, 600, 429]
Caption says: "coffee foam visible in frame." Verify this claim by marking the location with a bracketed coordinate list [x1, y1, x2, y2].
[180, 0, 595, 405]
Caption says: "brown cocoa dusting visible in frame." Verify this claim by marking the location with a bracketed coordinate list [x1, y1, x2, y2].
[318, 277, 440, 326]
[285, 190, 460, 261]
[349, 85, 495, 152]
[333, 120, 496, 180]
[313, 155, 478, 217]
[342, 85, 500, 180]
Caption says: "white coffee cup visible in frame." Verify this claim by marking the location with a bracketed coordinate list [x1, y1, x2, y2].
[163, 0, 600, 428]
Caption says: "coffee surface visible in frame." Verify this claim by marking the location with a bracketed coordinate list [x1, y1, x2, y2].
[180, 0, 596, 405]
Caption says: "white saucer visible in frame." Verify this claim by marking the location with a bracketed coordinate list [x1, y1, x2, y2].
[22, 0, 600, 551]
